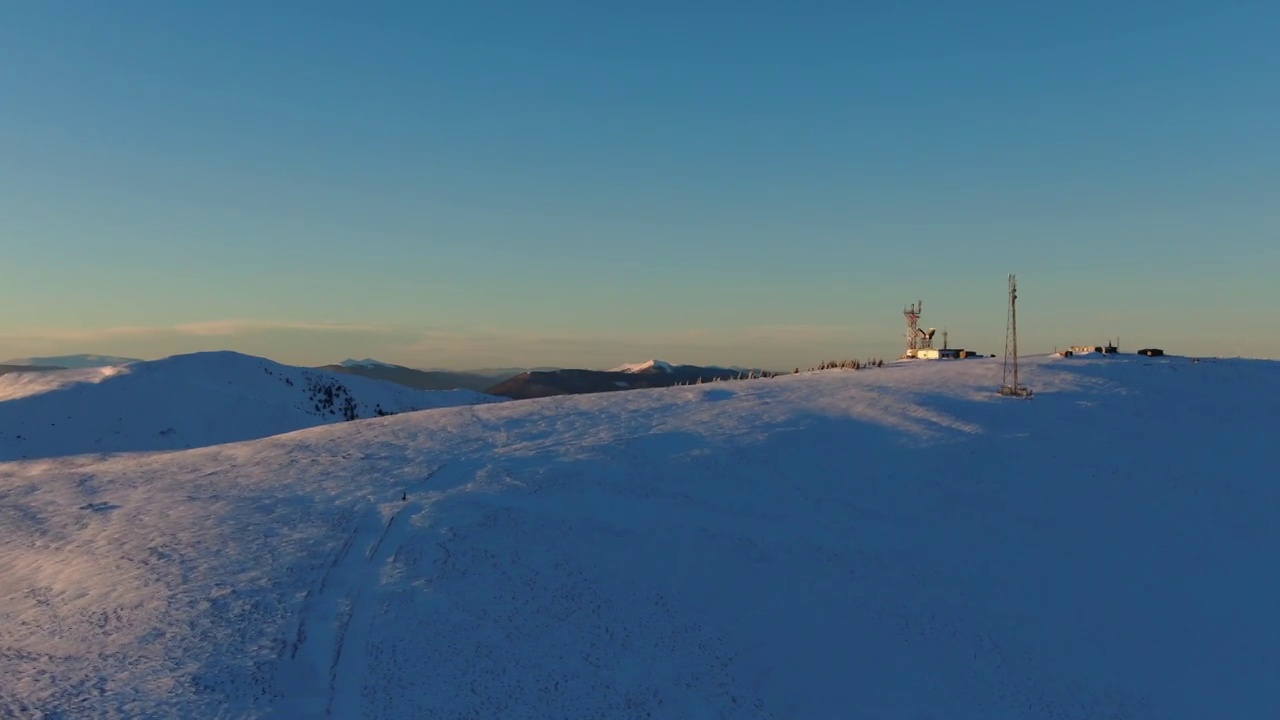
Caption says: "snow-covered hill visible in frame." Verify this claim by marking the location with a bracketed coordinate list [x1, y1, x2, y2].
[1, 354, 1275, 718]
[0, 351, 502, 461]
[608, 358, 675, 373]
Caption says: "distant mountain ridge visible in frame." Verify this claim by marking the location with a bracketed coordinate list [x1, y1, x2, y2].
[0, 364, 66, 377]
[486, 361, 771, 400]
[460, 366, 561, 376]
[1, 354, 142, 369]
[319, 360, 515, 393]
[337, 358, 400, 369]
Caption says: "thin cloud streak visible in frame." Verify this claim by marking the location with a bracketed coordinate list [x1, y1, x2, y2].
[0, 320, 393, 343]
[168, 320, 393, 336]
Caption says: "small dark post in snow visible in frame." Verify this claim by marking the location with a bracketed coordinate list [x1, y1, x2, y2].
[401, 491, 407, 502]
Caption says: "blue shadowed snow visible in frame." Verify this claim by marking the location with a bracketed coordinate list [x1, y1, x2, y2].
[0, 354, 1274, 718]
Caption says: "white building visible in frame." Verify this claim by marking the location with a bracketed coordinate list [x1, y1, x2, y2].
[915, 348, 965, 360]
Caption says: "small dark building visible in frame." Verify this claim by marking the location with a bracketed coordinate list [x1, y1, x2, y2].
[1137, 348, 1164, 357]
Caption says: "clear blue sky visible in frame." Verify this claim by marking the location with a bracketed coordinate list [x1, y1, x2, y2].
[2, 1, 1276, 369]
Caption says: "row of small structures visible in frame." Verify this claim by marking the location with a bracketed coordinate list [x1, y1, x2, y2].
[900, 297, 1163, 364]
[900, 276, 1165, 398]
[1055, 343, 1164, 357]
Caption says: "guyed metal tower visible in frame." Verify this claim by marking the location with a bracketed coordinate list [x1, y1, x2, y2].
[999, 274, 1032, 398]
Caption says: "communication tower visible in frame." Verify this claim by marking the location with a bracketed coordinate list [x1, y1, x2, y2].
[999, 274, 1032, 398]
[902, 300, 936, 358]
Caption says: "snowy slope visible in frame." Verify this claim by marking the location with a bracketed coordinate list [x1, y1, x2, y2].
[1, 354, 1277, 718]
[608, 358, 675, 373]
[0, 351, 502, 461]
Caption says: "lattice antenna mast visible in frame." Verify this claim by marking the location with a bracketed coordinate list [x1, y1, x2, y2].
[1000, 274, 1031, 397]
[903, 300, 922, 357]
[1008, 275, 1018, 388]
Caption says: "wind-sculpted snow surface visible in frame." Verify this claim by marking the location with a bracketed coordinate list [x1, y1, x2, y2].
[1, 355, 1276, 718]
[0, 351, 502, 461]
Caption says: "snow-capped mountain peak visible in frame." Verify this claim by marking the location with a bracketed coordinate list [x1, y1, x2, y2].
[609, 359, 675, 373]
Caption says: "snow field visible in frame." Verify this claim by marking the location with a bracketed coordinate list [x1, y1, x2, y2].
[1, 354, 1275, 718]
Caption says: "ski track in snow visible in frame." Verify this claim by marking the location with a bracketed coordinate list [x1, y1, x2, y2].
[2, 354, 1278, 718]
[269, 462, 458, 719]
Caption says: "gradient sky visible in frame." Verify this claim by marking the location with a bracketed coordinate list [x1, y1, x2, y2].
[2, 1, 1277, 369]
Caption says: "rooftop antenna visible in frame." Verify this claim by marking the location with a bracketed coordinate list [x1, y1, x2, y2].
[942, 327, 949, 350]
[999, 274, 1032, 398]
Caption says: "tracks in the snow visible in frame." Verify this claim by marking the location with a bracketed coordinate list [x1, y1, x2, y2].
[325, 497, 425, 716]
[274, 462, 465, 718]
